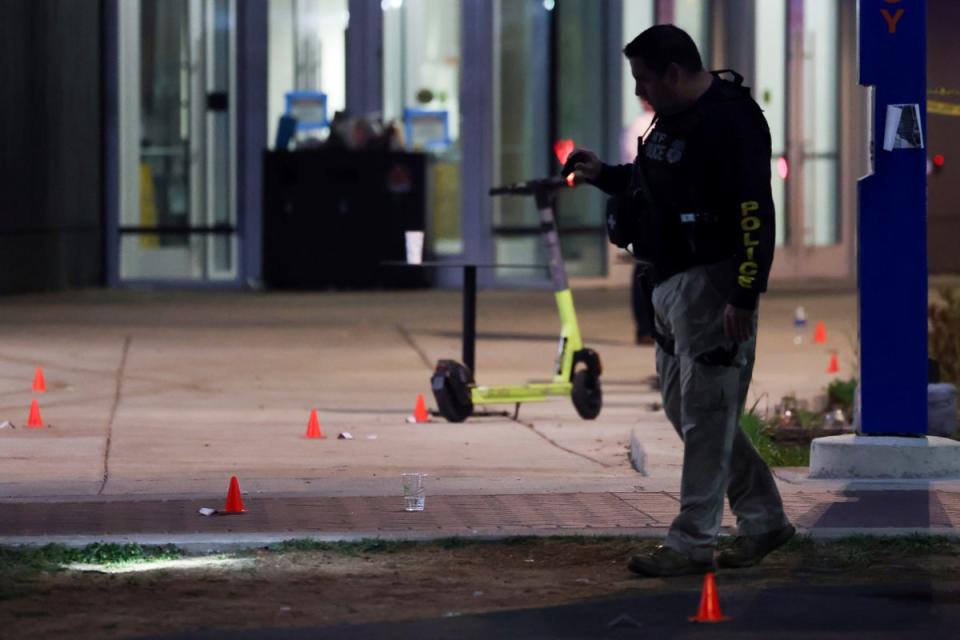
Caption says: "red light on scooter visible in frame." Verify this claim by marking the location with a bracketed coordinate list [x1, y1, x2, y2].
[777, 156, 789, 179]
[934, 153, 945, 168]
[554, 139, 575, 164]
[566, 173, 576, 187]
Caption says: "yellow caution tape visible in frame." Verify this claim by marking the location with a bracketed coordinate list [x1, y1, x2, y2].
[139, 164, 160, 248]
[929, 100, 960, 117]
[929, 87, 960, 97]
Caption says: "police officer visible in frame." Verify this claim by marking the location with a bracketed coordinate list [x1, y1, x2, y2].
[565, 25, 795, 577]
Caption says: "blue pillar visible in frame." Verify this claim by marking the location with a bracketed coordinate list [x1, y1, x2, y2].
[346, 0, 383, 118]
[857, 0, 928, 435]
[237, 0, 267, 288]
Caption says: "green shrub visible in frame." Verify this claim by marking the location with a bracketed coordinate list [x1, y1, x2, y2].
[827, 377, 857, 412]
[930, 287, 960, 386]
[739, 407, 809, 467]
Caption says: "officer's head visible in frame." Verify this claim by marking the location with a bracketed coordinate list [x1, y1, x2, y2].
[624, 25, 706, 116]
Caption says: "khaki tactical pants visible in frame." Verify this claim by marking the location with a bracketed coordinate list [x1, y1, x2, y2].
[652, 262, 790, 562]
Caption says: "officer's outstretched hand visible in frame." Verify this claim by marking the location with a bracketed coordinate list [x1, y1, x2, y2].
[724, 304, 755, 343]
[562, 149, 602, 185]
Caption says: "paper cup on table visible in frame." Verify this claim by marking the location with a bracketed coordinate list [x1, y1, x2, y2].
[405, 230, 424, 265]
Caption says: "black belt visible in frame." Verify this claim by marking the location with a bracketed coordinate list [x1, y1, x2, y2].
[647, 255, 736, 287]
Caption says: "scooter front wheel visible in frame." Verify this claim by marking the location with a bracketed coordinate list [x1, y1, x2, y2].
[571, 369, 602, 420]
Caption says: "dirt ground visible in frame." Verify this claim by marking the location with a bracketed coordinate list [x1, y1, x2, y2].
[3, 537, 960, 639]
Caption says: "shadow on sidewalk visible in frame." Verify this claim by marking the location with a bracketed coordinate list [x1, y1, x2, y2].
[796, 483, 951, 531]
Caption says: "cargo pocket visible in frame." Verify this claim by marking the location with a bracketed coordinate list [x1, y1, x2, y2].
[686, 360, 738, 413]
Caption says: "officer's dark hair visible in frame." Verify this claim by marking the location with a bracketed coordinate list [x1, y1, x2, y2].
[623, 25, 703, 76]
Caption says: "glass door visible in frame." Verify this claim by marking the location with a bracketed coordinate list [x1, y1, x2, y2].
[491, 0, 551, 284]
[383, 0, 464, 257]
[754, 0, 789, 247]
[267, 0, 348, 146]
[118, 0, 237, 283]
[756, 0, 851, 280]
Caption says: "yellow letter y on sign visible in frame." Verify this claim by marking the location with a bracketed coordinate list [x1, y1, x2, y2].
[882, 0, 905, 34]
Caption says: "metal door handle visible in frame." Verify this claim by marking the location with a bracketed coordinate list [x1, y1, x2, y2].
[206, 91, 228, 111]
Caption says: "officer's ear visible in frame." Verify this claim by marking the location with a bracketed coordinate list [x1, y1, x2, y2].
[663, 62, 682, 87]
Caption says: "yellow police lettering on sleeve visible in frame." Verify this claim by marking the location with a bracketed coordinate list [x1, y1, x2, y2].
[739, 201, 761, 289]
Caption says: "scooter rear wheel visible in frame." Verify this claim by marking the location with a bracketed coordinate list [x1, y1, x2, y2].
[431, 360, 474, 423]
[571, 369, 602, 420]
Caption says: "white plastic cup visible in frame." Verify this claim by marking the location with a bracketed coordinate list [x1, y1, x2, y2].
[405, 230, 424, 265]
[401, 473, 426, 511]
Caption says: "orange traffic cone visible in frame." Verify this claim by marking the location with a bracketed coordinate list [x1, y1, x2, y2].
[688, 572, 731, 623]
[305, 409, 325, 439]
[223, 476, 245, 513]
[412, 394, 429, 423]
[827, 352, 840, 374]
[32, 367, 47, 393]
[813, 321, 827, 344]
[27, 399, 44, 428]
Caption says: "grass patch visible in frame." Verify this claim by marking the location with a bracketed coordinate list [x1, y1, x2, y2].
[5, 535, 952, 567]
[265, 534, 960, 562]
[740, 410, 810, 467]
[264, 538, 420, 555]
[0, 543, 183, 601]
[0, 543, 182, 574]
[263, 536, 647, 558]
[11, 610, 50, 619]
[825, 533, 957, 557]
[3, 535, 959, 584]
[770, 534, 960, 570]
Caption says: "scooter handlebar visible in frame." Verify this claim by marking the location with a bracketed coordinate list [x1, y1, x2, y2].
[489, 175, 573, 196]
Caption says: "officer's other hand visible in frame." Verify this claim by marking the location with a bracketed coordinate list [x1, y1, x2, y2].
[561, 148, 601, 185]
[723, 304, 754, 343]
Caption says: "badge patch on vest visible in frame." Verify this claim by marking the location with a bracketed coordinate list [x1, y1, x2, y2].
[666, 140, 685, 164]
[645, 132, 667, 161]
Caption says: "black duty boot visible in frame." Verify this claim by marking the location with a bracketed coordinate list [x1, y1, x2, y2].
[717, 523, 796, 569]
[627, 545, 715, 578]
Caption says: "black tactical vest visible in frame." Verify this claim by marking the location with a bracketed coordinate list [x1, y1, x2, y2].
[630, 70, 763, 281]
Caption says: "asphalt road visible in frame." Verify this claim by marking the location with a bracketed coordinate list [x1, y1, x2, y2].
[149, 582, 957, 639]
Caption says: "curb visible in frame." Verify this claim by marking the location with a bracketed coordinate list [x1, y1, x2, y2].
[5, 526, 960, 553]
[0, 528, 674, 553]
[629, 429, 647, 475]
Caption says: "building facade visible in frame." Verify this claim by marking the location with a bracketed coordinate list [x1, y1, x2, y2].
[1, 0, 956, 293]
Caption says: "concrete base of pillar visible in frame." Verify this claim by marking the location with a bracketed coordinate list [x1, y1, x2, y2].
[809, 434, 960, 479]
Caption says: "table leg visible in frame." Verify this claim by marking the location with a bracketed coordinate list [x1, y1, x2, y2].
[463, 265, 476, 375]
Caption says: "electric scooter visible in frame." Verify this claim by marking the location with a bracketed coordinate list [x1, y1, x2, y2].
[430, 175, 602, 422]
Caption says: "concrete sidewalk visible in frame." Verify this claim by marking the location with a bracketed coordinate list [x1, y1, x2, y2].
[1, 286, 952, 545]
[2, 487, 959, 550]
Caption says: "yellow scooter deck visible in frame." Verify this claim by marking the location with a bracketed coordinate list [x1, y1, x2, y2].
[470, 289, 580, 406]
